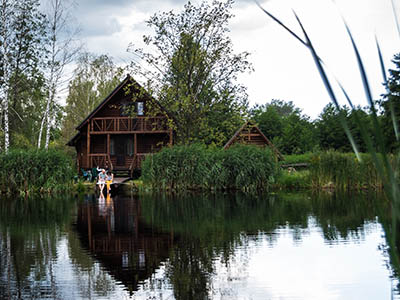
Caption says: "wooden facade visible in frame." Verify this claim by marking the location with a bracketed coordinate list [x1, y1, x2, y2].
[67, 75, 173, 174]
[224, 121, 283, 160]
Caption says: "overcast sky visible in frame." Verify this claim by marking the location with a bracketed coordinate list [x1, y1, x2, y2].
[70, 0, 399, 119]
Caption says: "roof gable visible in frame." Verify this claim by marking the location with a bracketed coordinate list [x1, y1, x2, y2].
[76, 74, 153, 130]
[223, 120, 283, 159]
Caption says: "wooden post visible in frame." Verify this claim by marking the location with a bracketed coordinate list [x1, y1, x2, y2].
[134, 133, 137, 169]
[169, 129, 173, 146]
[107, 134, 110, 168]
[134, 133, 137, 154]
[107, 134, 110, 155]
[87, 122, 91, 168]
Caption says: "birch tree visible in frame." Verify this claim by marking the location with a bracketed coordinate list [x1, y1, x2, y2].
[1, 0, 48, 151]
[39, 0, 80, 149]
[0, 0, 15, 152]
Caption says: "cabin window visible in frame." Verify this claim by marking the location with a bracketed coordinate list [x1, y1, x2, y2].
[127, 138, 134, 156]
[110, 138, 115, 155]
[137, 102, 144, 116]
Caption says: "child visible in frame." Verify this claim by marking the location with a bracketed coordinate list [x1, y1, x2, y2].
[106, 171, 114, 193]
[98, 169, 107, 193]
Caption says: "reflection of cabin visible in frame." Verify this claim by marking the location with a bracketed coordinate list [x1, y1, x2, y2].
[224, 121, 283, 160]
[67, 75, 173, 174]
[76, 194, 174, 293]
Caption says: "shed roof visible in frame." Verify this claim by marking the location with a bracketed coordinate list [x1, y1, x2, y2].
[223, 120, 283, 160]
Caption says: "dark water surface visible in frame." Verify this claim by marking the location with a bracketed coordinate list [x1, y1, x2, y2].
[0, 191, 399, 299]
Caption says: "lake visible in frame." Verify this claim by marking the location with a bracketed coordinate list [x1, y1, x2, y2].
[0, 190, 399, 299]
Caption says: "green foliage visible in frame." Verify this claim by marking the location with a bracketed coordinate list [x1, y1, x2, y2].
[129, 0, 251, 146]
[381, 53, 400, 152]
[282, 153, 314, 164]
[309, 151, 384, 189]
[61, 53, 124, 144]
[275, 170, 311, 190]
[251, 99, 316, 154]
[315, 103, 374, 152]
[141, 144, 278, 191]
[0, 149, 74, 194]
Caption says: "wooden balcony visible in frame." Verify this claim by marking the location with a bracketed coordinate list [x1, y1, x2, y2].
[90, 117, 170, 134]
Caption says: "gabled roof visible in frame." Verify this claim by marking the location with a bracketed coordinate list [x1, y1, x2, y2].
[67, 74, 174, 146]
[75, 74, 133, 130]
[223, 120, 283, 160]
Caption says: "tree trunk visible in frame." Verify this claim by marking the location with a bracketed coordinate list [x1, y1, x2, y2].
[44, 90, 53, 149]
[37, 110, 46, 148]
[0, 0, 11, 153]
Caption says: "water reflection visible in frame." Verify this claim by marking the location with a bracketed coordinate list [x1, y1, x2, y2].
[0, 191, 399, 299]
[76, 193, 174, 295]
[0, 195, 75, 299]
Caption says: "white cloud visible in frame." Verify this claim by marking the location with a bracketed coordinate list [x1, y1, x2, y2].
[70, 0, 399, 119]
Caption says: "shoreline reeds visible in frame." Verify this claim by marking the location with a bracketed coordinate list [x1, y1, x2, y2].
[0, 149, 74, 195]
[141, 143, 278, 192]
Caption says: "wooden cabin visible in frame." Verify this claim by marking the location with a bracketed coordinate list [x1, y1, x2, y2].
[67, 75, 173, 174]
[224, 120, 283, 160]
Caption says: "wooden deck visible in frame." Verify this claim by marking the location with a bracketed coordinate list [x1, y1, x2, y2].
[113, 177, 130, 185]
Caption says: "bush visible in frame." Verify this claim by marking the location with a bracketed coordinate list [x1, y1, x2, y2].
[141, 144, 278, 191]
[0, 149, 74, 194]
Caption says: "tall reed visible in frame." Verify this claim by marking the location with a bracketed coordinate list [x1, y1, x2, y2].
[141, 144, 278, 191]
[0, 149, 74, 194]
[309, 151, 385, 189]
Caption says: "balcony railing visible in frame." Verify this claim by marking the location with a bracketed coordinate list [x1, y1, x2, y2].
[90, 117, 170, 133]
[89, 154, 113, 170]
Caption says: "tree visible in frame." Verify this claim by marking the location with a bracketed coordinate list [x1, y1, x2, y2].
[251, 99, 315, 154]
[315, 103, 349, 151]
[39, 0, 81, 149]
[129, 0, 252, 145]
[0, 0, 15, 152]
[0, 0, 48, 152]
[315, 103, 373, 152]
[61, 53, 124, 144]
[381, 53, 400, 152]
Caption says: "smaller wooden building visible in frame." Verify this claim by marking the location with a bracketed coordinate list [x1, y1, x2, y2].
[224, 120, 283, 160]
[67, 75, 173, 174]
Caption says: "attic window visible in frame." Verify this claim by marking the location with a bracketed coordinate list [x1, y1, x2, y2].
[137, 102, 144, 116]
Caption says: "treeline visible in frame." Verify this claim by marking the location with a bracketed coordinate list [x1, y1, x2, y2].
[251, 100, 378, 155]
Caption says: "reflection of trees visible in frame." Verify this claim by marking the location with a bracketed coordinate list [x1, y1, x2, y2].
[140, 191, 382, 245]
[309, 191, 382, 242]
[139, 191, 388, 299]
[0, 194, 75, 299]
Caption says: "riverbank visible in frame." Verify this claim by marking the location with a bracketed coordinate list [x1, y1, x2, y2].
[72, 150, 394, 193]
